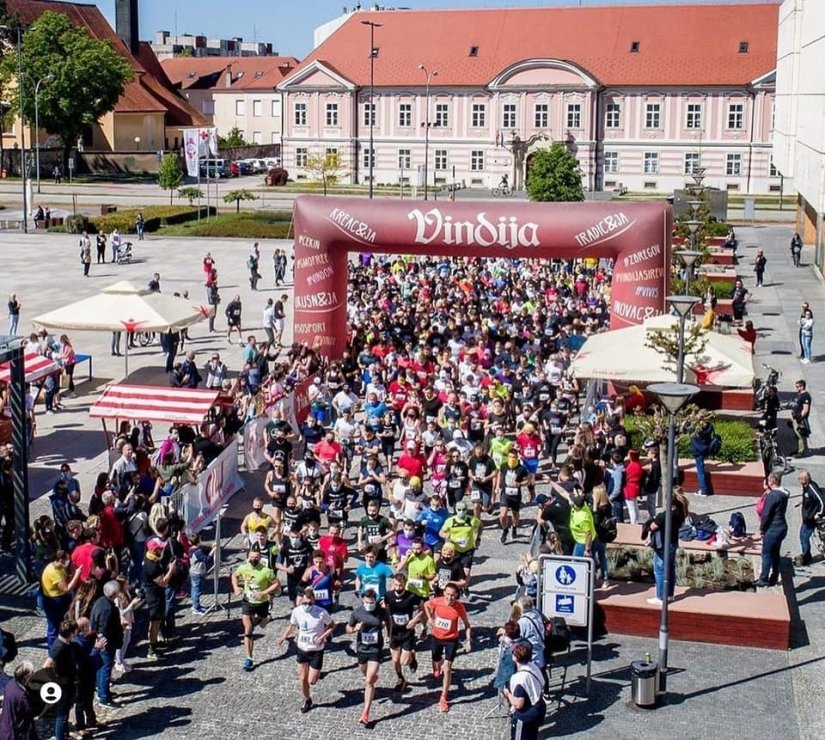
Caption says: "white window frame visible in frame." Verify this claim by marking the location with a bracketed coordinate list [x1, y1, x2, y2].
[398, 102, 412, 128]
[726, 153, 742, 176]
[645, 102, 661, 129]
[325, 103, 339, 127]
[252, 100, 262, 118]
[470, 150, 485, 171]
[727, 102, 744, 130]
[534, 103, 549, 129]
[362, 147, 374, 169]
[643, 152, 659, 174]
[566, 103, 582, 129]
[363, 102, 376, 127]
[235, 99, 245, 116]
[252, 131, 262, 144]
[296, 147, 308, 167]
[686, 102, 703, 130]
[684, 152, 701, 175]
[603, 151, 618, 174]
[294, 102, 307, 126]
[434, 149, 447, 171]
[434, 103, 449, 128]
[605, 102, 621, 129]
[471, 103, 486, 128]
[398, 149, 411, 170]
[502, 103, 517, 129]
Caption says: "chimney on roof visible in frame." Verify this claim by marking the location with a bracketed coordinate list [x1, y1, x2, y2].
[115, 0, 140, 55]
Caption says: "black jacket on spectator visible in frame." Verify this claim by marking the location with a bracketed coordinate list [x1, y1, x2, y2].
[89, 595, 123, 654]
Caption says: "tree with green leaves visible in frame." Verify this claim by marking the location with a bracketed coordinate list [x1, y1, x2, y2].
[305, 151, 347, 196]
[178, 186, 203, 206]
[157, 154, 184, 204]
[525, 142, 584, 202]
[0, 11, 133, 166]
[223, 189, 258, 213]
[219, 126, 247, 148]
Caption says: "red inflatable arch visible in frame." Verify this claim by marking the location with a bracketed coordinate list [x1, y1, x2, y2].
[292, 196, 672, 357]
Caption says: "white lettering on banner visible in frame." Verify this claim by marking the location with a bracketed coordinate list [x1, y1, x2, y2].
[185, 439, 245, 533]
[613, 300, 657, 322]
[573, 213, 633, 248]
[327, 208, 377, 244]
[306, 266, 335, 287]
[294, 292, 340, 311]
[623, 243, 662, 267]
[294, 322, 328, 335]
[298, 235, 321, 251]
[634, 286, 659, 298]
[408, 208, 539, 249]
[296, 253, 329, 270]
[613, 267, 665, 283]
[294, 377, 314, 425]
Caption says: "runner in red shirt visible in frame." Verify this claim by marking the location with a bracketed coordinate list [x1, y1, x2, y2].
[318, 521, 349, 585]
[515, 422, 543, 497]
[424, 582, 471, 712]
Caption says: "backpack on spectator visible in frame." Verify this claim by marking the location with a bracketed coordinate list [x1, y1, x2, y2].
[595, 511, 618, 544]
[728, 512, 747, 538]
[527, 611, 570, 662]
[0, 628, 18, 664]
[707, 428, 723, 457]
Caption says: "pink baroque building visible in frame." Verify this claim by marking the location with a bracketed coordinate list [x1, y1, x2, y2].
[278, 2, 781, 195]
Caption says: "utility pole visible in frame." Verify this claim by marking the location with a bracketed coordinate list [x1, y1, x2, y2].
[361, 20, 381, 199]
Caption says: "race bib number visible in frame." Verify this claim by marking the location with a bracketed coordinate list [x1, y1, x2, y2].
[505, 487, 518, 497]
[369, 535, 382, 544]
[298, 631, 317, 650]
[392, 613, 410, 626]
[523, 447, 536, 458]
[313, 588, 329, 602]
[471, 420, 482, 430]
[434, 616, 452, 632]
[470, 489, 482, 502]
[448, 480, 461, 489]
[329, 508, 343, 518]
[454, 536, 469, 548]
[361, 630, 379, 645]
[551, 426, 562, 435]
[408, 578, 423, 590]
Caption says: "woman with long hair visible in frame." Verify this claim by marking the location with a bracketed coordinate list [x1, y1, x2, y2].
[646, 485, 689, 606]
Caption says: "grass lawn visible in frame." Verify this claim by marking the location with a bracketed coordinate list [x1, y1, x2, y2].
[157, 211, 293, 239]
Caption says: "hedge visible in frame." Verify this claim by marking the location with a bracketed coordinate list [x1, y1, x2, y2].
[624, 416, 756, 463]
[88, 206, 216, 235]
[158, 212, 293, 239]
[670, 277, 735, 300]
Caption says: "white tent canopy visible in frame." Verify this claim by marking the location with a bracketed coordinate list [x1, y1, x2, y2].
[31, 281, 208, 333]
[569, 316, 755, 388]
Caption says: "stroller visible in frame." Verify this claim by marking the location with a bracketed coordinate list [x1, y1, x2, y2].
[115, 241, 133, 264]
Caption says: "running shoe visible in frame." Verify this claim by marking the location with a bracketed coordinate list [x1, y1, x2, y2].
[394, 678, 408, 692]
[433, 667, 442, 680]
[438, 695, 450, 713]
[242, 657, 254, 671]
[300, 698, 313, 714]
[410, 655, 418, 673]
[359, 710, 371, 726]
[146, 648, 158, 661]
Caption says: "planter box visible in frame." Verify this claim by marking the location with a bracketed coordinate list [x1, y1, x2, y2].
[679, 458, 764, 497]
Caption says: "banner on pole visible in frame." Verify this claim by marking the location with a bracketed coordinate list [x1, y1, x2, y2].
[183, 128, 218, 177]
[243, 418, 269, 472]
[181, 438, 244, 533]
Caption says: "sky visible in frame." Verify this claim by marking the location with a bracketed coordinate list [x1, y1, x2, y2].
[84, 0, 764, 58]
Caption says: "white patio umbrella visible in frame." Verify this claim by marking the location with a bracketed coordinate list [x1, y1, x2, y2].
[569, 316, 755, 388]
[31, 281, 208, 376]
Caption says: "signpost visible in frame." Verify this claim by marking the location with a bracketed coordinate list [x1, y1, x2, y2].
[537, 554, 595, 694]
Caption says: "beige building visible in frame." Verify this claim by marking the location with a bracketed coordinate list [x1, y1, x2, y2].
[161, 56, 299, 145]
[773, 0, 825, 269]
[151, 30, 276, 61]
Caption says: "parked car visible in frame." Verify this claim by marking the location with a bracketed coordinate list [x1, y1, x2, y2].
[265, 167, 289, 186]
[243, 158, 268, 174]
[264, 157, 281, 169]
[200, 158, 231, 178]
[229, 161, 240, 177]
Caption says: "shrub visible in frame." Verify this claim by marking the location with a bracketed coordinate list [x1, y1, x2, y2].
[624, 416, 756, 463]
[670, 276, 735, 300]
[158, 212, 293, 239]
[266, 168, 289, 186]
[90, 206, 215, 234]
[65, 214, 93, 234]
[706, 221, 731, 237]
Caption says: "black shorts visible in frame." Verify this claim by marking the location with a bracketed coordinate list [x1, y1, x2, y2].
[144, 590, 165, 621]
[432, 638, 459, 663]
[500, 494, 521, 512]
[296, 649, 324, 670]
[357, 649, 382, 665]
[287, 578, 302, 602]
[389, 632, 416, 652]
[269, 497, 286, 510]
[241, 600, 270, 621]
[456, 549, 475, 570]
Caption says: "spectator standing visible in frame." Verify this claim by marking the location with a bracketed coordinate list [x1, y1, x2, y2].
[273, 294, 287, 347]
[791, 379, 812, 457]
[730, 279, 749, 324]
[110, 229, 122, 263]
[204, 353, 228, 389]
[755, 474, 790, 588]
[44, 619, 79, 740]
[225, 294, 243, 345]
[72, 617, 105, 733]
[791, 233, 803, 267]
[96, 231, 106, 263]
[0, 661, 38, 740]
[691, 422, 714, 497]
[623, 449, 643, 524]
[263, 298, 276, 351]
[754, 249, 767, 287]
[503, 643, 547, 740]
[799, 309, 814, 364]
[796, 470, 825, 567]
[89, 580, 124, 707]
[181, 351, 203, 388]
[7, 293, 20, 335]
[41, 549, 81, 649]
[646, 486, 689, 605]
[135, 212, 145, 240]
[80, 233, 92, 277]
[248, 243, 261, 291]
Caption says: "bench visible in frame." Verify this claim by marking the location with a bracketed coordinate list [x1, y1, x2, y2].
[678, 458, 765, 497]
[610, 522, 762, 556]
[74, 353, 93, 382]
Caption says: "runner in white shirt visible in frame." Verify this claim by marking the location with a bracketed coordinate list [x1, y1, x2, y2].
[277, 588, 336, 714]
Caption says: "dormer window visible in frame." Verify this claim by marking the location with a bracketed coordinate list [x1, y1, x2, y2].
[739, 41, 749, 53]
[469, 46, 479, 57]
[630, 41, 640, 53]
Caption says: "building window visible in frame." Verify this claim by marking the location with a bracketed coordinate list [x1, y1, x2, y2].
[502, 103, 516, 129]
[271, 132, 278, 144]
[235, 99, 245, 116]
[605, 102, 621, 129]
[645, 102, 661, 129]
[398, 102, 412, 128]
[434, 103, 449, 128]
[686, 102, 703, 129]
[471, 103, 486, 128]
[325, 147, 338, 157]
[566, 103, 581, 129]
[770, 158, 779, 177]
[252, 100, 262, 117]
[362, 147, 374, 169]
[296, 147, 308, 167]
[203, 100, 215, 116]
[726, 153, 742, 176]
[684, 152, 701, 174]
[728, 102, 744, 130]
[252, 131, 262, 144]
[434, 149, 447, 170]
[603, 151, 618, 174]
[470, 150, 484, 171]
[272, 100, 280, 117]
[325, 103, 339, 127]
[294, 102, 307, 126]
[398, 149, 411, 170]
[643, 152, 659, 174]
[534, 104, 549, 129]
[363, 102, 376, 127]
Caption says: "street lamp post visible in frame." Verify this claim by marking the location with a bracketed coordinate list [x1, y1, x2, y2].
[361, 20, 381, 199]
[667, 294, 700, 384]
[33, 73, 54, 194]
[646, 381, 699, 698]
[418, 64, 437, 201]
[134, 136, 141, 151]
[674, 248, 702, 297]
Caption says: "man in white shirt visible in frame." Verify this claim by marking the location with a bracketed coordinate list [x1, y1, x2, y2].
[262, 299, 276, 351]
[110, 443, 137, 490]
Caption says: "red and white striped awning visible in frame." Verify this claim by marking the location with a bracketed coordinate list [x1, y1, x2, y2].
[89, 385, 221, 425]
[0, 352, 60, 385]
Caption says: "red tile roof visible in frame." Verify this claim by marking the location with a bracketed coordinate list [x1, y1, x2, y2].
[8, 0, 206, 122]
[291, 3, 778, 88]
[161, 56, 300, 91]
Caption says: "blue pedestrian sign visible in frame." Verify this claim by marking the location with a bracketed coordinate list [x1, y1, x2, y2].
[555, 565, 577, 586]
[556, 594, 575, 615]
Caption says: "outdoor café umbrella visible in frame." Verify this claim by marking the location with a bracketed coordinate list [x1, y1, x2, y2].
[31, 281, 208, 376]
[569, 316, 755, 388]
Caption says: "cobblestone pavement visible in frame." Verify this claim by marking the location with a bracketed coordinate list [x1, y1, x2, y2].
[0, 225, 822, 739]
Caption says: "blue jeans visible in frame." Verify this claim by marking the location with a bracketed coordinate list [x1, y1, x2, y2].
[164, 585, 177, 636]
[653, 545, 678, 601]
[54, 690, 74, 740]
[800, 522, 815, 562]
[610, 498, 625, 523]
[96, 650, 114, 703]
[801, 333, 812, 361]
[8, 315, 18, 335]
[760, 527, 787, 584]
[129, 539, 145, 587]
[573, 540, 609, 581]
[191, 574, 204, 609]
[43, 593, 71, 650]
[694, 454, 709, 495]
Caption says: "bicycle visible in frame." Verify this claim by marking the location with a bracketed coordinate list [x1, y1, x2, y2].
[756, 423, 791, 478]
[136, 331, 156, 347]
[491, 185, 512, 197]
